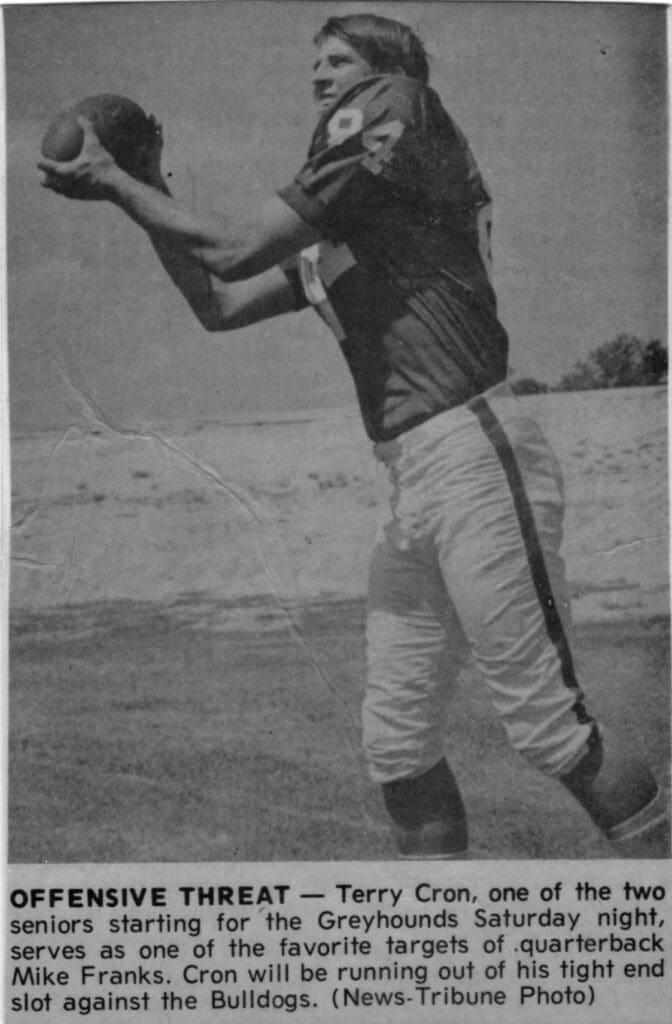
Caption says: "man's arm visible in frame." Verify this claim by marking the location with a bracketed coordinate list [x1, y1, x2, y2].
[152, 235, 302, 331]
[38, 116, 320, 282]
[121, 185, 317, 283]
[143, 156, 303, 330]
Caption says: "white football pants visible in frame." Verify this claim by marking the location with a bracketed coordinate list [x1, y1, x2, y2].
[364, 382, 596, 784]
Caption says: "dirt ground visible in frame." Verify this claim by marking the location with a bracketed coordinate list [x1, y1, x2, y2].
[9, 595, 669, 863]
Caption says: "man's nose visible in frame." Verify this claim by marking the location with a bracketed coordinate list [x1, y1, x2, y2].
[312, 62, 331, 86]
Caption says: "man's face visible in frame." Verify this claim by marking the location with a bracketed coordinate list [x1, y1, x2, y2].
[312, 36, 375, 114]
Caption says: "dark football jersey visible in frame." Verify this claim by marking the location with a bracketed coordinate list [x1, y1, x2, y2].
[278, 75, 509, 442]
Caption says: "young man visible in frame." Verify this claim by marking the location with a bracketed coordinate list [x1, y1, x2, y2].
[39, 13, 668, 858]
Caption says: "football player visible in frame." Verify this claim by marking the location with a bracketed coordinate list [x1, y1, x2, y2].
[39, 13, 668, 858]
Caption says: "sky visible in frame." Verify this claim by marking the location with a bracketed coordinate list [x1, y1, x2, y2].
[5, 1, 668, 434]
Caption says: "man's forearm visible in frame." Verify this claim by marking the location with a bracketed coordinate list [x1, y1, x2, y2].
[40, 123, 319, 281]
[105, 164, 252, 281]
[149, 231, 227, 331]
[135, 175, 226, 329]
[134, 175, 302, 332]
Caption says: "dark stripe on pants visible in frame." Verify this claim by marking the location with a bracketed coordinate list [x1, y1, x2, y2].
[469, 395, 593, 726]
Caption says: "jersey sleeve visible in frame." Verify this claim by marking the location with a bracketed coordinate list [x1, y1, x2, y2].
[277, 76, 424, 240]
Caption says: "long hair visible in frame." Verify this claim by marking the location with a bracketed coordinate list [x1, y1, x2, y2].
[314, 14, 429, 84]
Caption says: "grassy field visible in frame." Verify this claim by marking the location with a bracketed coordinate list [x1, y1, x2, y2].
[9, 594, 669, 862]
[9, 388, 669, 862]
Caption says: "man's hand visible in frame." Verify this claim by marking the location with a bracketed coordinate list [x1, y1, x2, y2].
[38, 116, 120, 200]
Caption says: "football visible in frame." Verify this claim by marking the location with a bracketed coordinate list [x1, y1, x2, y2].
[41, 94, 156, 179]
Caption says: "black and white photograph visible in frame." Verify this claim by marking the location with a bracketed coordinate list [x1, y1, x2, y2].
[6, 0, 669, 867]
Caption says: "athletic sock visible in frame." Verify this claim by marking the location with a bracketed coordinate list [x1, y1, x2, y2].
[382, 758, 468, 857]
[560, 728, 668, 855]
[606, 788, 669, 858]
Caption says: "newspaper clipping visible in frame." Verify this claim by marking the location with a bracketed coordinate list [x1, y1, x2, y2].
[5, 2, 670, 1022]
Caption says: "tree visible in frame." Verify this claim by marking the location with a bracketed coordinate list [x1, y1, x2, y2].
[510, 377, 549, 395]
[642, 340, 668, 384]
[555, 360, 601, 392]
[556, 335, 668, 391]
